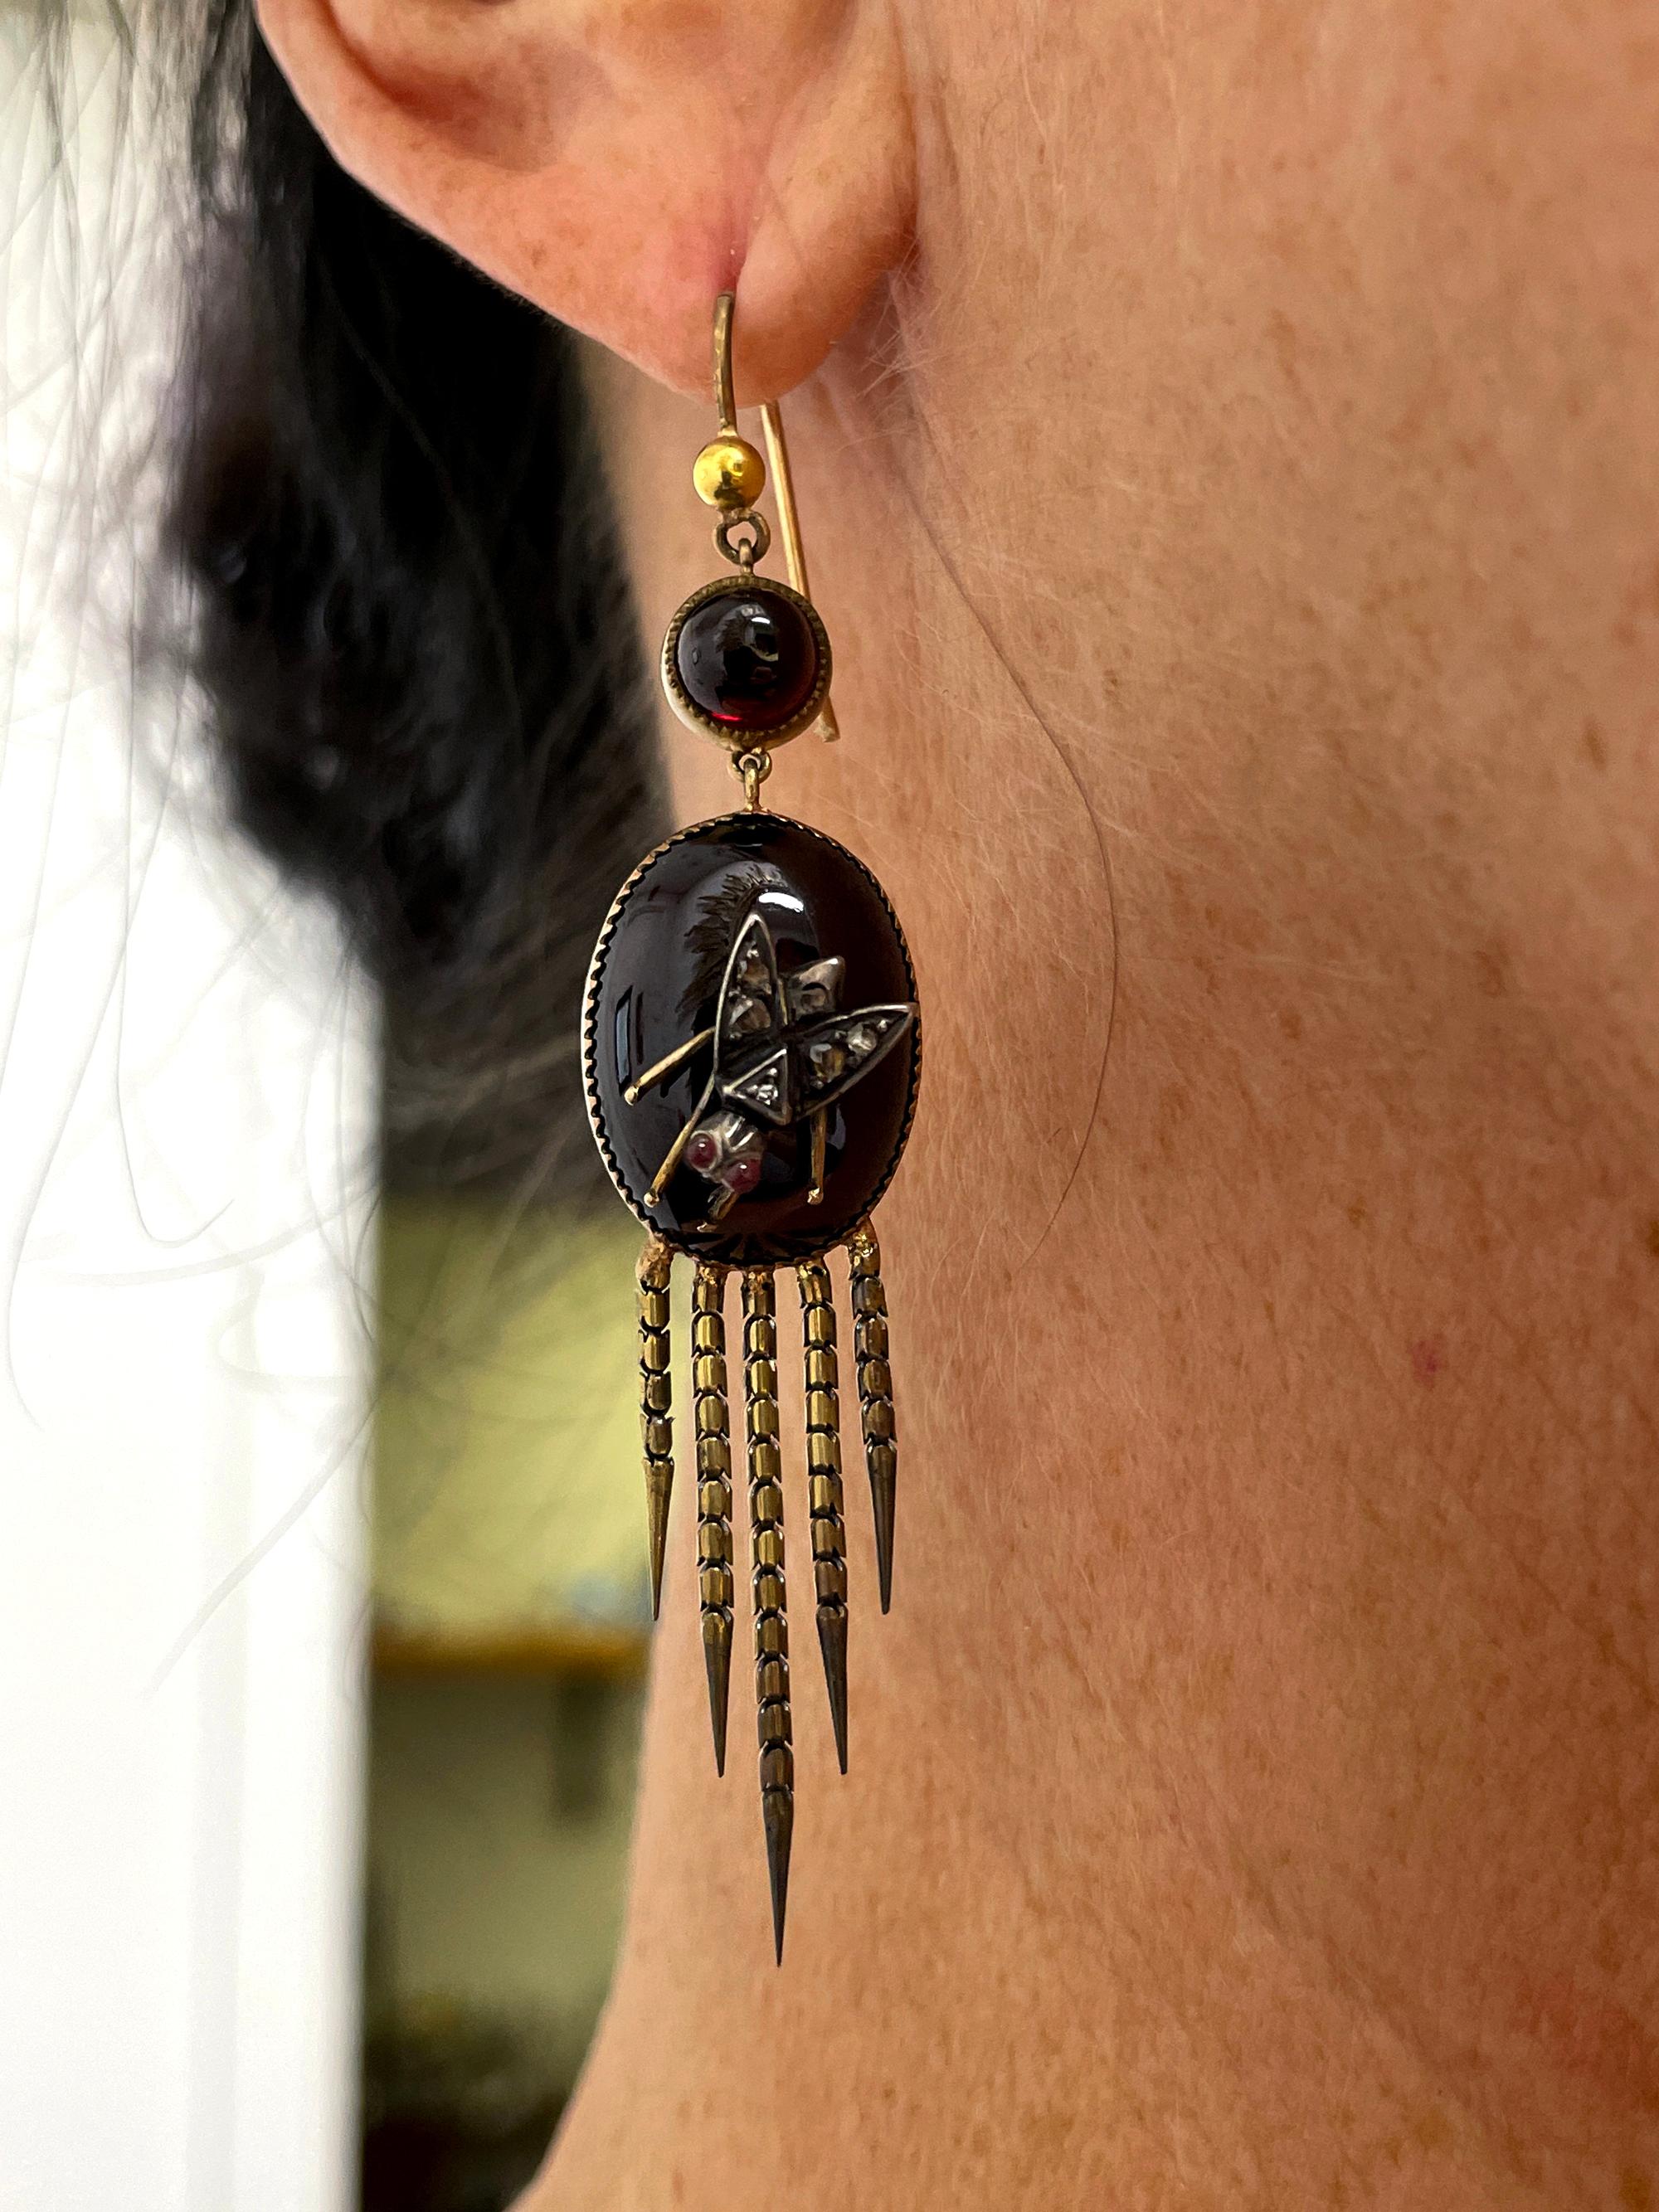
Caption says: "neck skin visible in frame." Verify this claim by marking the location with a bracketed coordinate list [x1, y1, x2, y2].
[539, 7, 1659, 2203]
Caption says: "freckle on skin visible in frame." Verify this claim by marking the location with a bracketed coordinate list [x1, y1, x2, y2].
[1622, 2167, 1653, 2211]
[1644, 1218, 1659, 1259]
[1347, 1199, 1368, 1228]
[1584, 717, 1609, 768]
[1279, 1007, 1303, 1041]
[1409, 1338, 1444, 1388]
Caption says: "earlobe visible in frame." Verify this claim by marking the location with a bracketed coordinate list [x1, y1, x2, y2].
[255, 0, 914, 399]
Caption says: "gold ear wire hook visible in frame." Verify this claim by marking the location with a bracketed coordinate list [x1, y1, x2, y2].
[710, 291, 840, 745]
[713, 289, 738, 435]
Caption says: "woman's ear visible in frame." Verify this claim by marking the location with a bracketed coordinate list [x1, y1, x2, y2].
[255, 0, 914, 397]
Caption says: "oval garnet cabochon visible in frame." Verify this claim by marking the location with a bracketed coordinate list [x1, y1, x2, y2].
[584, 814, 921, 1264]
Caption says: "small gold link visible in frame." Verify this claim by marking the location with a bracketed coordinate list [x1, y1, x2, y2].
[815, 1558, 848, 1605]
[733, 746, 773, 812]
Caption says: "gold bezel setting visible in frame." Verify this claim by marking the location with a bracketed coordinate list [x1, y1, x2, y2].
[660, 572, 833, 751]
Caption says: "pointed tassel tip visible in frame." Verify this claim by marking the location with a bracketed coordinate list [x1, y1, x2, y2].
[871, 1485, 896, 1619]
[646, 1502, 669, 1624]
[763, 1790, 793, 1966]
[818, 1613, 849, 1775]
[871, 1460, 898, 1619]
[703, 1626, 732, 1779]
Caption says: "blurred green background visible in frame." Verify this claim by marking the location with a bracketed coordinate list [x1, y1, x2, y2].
[364, 1200, 649, 2212]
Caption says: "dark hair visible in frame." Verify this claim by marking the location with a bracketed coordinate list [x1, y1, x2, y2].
[67, 2, 659, 1198]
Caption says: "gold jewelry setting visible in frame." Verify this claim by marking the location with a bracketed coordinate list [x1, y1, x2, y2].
[582, 291, 918, 1959]
[660, 571, 832, 750]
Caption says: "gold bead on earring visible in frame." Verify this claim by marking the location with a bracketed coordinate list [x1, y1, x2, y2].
[692, 434, 766, 510]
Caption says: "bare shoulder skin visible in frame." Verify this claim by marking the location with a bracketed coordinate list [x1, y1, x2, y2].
[261, 1, 1659, 2201]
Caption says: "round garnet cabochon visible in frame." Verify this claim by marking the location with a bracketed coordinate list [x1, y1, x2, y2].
[674, 586, 821, 732]
[584, 814, 921, 1264]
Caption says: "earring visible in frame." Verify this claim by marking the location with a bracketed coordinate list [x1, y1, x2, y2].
[583, 292, 920, 1960]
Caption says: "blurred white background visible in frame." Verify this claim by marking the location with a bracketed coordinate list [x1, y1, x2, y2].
[0, 12, 378, 2209]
